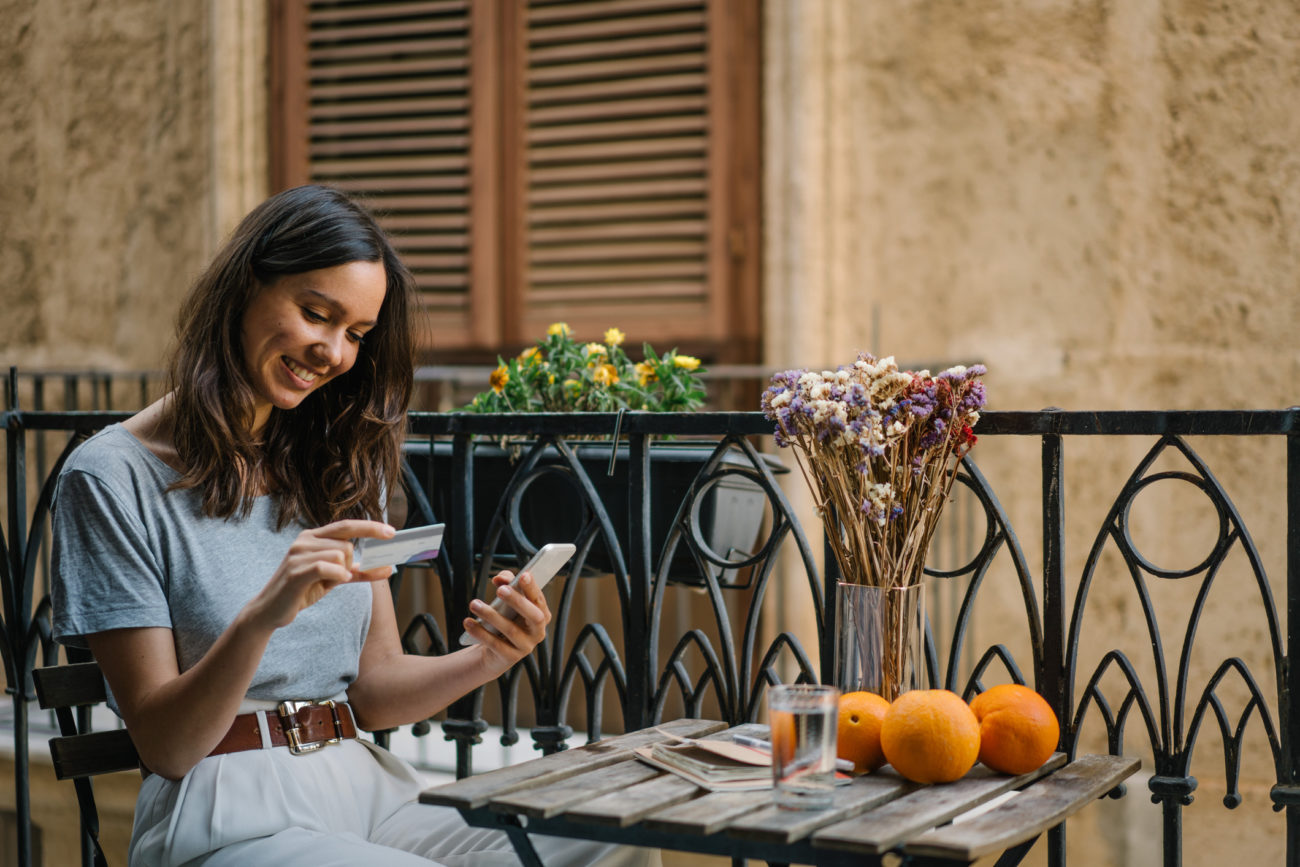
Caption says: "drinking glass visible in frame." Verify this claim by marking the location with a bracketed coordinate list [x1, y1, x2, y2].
[768, 684, 840, 810]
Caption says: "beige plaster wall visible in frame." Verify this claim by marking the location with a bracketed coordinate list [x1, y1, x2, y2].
[764, 1, 1298, 864]
[765, 0, 1298, 408]
[0, 0, 266, 375]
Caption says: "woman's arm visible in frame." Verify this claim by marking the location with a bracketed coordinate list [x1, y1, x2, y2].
[87, 519, 396, 780]
[346, 569, 551, 731]
[87, 617, 273, 780]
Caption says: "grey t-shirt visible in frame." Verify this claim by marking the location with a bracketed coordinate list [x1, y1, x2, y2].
[51, 424, 372, 703]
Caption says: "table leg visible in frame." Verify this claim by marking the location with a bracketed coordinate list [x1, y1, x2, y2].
[494, 814, 546, 867]
[991, 836, 1038, 867]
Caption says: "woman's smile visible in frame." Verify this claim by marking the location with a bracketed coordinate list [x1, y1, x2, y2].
[283, 356, 323, 385]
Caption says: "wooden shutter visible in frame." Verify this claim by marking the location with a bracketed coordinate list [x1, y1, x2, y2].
[271, 0, 759, 362]
[505, 0, 759, 359]
[271, 0, 498, 351]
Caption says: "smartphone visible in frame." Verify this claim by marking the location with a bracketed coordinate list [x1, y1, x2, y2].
[459, 542, 577, 646]
[354, 523, 445, 571]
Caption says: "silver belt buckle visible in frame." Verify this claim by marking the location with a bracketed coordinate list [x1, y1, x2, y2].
[276, 699, 343, 755]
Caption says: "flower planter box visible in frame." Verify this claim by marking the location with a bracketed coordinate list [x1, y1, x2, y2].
[403, 441, 787, 585]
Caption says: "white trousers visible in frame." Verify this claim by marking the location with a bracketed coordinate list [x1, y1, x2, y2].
[129, 739, 657, 867]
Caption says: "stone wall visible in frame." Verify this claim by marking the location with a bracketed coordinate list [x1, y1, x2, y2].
[763, 1, 1299, 864]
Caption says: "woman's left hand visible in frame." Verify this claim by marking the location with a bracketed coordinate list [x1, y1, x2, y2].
[463, 570, 552, 673]
[349, 565, 553, 731]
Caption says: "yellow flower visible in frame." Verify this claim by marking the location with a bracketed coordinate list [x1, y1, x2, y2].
[584, 342, 607, 357]
[489, 365, 509, 394]
[634, 361, 657, 386]
[593, 364, 619, 386]
[564, 379, 582, 393]
[603, 327, 625, 347]
[673, 354, 701, 371]
[518, 346, 541, 364]
[547, 373, 556, 384]
[547, 322, 571, 337]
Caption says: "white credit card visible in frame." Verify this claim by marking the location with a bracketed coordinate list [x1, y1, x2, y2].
[354, 523, 445, 571]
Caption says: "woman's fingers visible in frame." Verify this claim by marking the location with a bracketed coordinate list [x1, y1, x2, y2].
[301, 522, 398, 579]
[315, 519, 396, 542]
[467, 571, 551, 647]
[512, 570, 552, 615]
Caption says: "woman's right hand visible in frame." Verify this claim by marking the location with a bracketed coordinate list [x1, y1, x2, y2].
[245, 519, 396, 630]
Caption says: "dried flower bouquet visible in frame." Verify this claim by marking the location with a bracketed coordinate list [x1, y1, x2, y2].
[761, 354, 986, 590]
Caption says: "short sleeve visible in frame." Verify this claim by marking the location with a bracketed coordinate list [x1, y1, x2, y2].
[51, 468, 171, 648]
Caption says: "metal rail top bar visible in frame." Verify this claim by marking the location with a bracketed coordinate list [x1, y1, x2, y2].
[406, 409, 1300, 437]
[4, 409, 1298, 437]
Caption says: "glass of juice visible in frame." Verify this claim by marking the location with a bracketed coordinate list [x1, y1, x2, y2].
[768, 683, 840, 810]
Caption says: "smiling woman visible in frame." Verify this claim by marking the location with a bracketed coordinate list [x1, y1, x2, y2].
[146, 186, 417, 530]
[48, 185, 655, 867]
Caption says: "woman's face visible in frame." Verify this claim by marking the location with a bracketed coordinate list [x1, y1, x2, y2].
[240, 259, 387, 435]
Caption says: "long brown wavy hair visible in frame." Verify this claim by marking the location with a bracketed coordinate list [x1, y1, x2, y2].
[166, 185, 416, 528]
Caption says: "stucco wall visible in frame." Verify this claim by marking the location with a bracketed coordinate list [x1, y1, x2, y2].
[764, 1, 1298, 864]
[0, 0, 266, 375]
[765, 0, 1298, 409]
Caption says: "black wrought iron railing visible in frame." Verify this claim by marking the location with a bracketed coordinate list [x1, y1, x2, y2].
[2, 396, 1296, 867]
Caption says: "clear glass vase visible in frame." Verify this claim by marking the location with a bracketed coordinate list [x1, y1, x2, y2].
[834, 582, 925, 701]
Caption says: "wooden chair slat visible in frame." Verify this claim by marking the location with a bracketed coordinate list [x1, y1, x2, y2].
[49, 729, 140, 781]
[34, 661, 109, 709]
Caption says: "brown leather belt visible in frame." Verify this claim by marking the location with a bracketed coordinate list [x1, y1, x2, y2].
[210, 700, 358, 757]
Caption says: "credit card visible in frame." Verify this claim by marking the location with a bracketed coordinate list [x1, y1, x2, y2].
[355, 523, 445, 570]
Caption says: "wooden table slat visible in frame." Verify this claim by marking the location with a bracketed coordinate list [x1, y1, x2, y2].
[811, 753, 1068, 855]
[643, 789, 775, 836]
[722, 770, 920, 844]
[418, 718, 727, 810]
[491, 759, 663, 818]
[904, 754, 1141, 860]
[564, 771, 703, 827]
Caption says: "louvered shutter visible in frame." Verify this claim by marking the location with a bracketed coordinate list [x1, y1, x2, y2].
[505, 0, 757, 355]
[271, 0, 758, 361]
[272, 0, 497, 351]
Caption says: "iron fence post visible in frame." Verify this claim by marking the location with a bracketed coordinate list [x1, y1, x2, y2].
[1040, 413, 1067, 867]
[5, 373, 32, 867]
[627, 432, 651, 729]
[450, 432, 476, 778]
[1287, 427, 1300, 866]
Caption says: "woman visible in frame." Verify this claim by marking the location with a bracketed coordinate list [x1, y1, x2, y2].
[51, 186, 650, 867]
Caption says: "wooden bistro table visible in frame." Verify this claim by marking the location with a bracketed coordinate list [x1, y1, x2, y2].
[420, 719, 1139, 867]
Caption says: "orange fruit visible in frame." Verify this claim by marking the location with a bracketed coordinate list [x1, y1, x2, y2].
[969, 684, 1059, 775]
[879, 689, 981, 783]
[837, 691, 890, 773]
